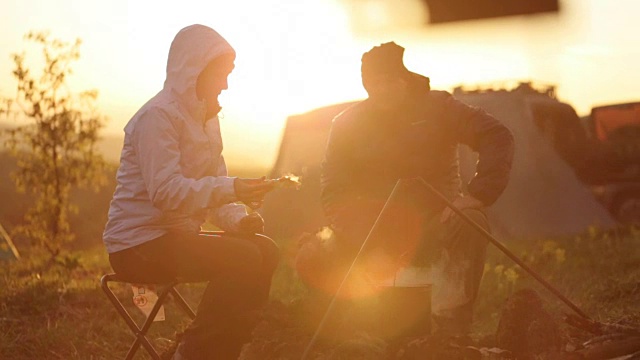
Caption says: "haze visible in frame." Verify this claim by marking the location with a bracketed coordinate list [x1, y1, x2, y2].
[1, 0, 638, 169]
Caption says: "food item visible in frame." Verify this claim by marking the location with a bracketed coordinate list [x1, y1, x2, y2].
[269, 174, 302, 189]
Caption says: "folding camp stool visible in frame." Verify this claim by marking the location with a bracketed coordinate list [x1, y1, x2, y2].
[100, 273, 197, 360]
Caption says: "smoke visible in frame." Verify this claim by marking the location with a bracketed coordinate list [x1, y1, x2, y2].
[430, 251, 471, 316]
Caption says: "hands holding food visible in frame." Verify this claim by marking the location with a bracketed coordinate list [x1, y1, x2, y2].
[234, 175, 301, 209]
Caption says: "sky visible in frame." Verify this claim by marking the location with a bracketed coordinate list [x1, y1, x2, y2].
[1, 0, 639, 169]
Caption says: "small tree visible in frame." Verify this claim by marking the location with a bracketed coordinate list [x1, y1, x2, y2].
[0, 31, 107, 263]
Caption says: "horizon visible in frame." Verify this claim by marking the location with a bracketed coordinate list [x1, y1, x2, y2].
[1, 0, 639, 169]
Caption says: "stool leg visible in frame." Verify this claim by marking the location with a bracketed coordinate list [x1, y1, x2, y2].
[170, 287, 196, 320]
[101, 275, 166, 360]
[125, 285, 174, 360]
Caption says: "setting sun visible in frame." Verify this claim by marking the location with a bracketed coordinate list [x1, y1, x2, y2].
[1, 0, 640, 169]
[2, 1, 640, 359]
[110, 0, 369, 167]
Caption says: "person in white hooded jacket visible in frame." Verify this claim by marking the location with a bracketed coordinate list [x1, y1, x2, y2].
[103, 24, 279, 359]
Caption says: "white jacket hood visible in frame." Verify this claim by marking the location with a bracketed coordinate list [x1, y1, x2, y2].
[103, 25, 245, 253]
[163, 24, 235, 113]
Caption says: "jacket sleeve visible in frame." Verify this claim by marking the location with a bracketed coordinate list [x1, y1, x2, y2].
[206, 156, 248, 231]
[438, 91, 515, 206]
[131, 107, 238, 214]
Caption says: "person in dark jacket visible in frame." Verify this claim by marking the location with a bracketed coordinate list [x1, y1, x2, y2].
[319, 42, 515, 339]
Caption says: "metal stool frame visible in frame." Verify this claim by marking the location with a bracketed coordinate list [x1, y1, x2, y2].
[100, 273, 196, 360]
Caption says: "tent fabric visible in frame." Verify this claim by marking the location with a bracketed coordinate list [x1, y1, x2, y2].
[454, 90, 616, 240]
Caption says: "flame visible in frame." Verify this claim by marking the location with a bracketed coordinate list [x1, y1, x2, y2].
[276, 173, 302, 189]
[282, 173, 301, 184]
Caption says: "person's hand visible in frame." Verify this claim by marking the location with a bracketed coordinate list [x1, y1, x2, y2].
[440, 195, 484, 223]
[234, 177, 276, 209]
[238, 212, 265, 234]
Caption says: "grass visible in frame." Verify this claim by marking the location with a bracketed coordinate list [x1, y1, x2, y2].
[473, 225, 640, 335]
[1, 226, 639, 359]
[0, 246, 216, 359]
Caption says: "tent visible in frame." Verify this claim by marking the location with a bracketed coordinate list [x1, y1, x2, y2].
[261, 85, 616, 242]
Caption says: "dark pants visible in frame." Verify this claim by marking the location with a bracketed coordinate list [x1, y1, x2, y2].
[109, 231, 280, 359]
[420, 208, 489, 336]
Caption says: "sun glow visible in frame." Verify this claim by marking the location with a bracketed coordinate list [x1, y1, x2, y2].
[218, 1, 365, 118]
[4, 0, 639, 169]
[121, 0, 368, 167]
[209, 1, 370, 167]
